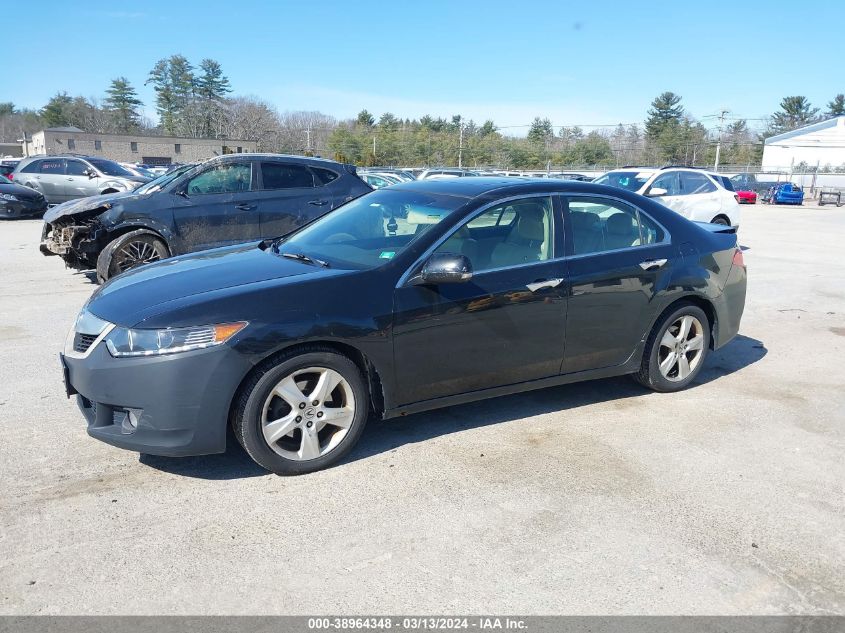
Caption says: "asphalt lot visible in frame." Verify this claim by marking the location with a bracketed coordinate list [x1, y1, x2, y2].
[0, 203, 843, 615]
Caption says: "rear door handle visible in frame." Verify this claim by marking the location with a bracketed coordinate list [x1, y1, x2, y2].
[308, 200, 329, 206]
[639, 258, 668, 271]
[235, 203, 256, 211]
[526, 278, 564, 292]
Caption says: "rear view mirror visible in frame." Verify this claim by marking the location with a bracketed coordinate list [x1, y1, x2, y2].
[647, 187, 668, 197]
[417, 253, 473, 285]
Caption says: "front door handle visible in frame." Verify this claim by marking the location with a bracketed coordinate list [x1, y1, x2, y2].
[526, 278, 564, 292]
[308, 200, 329, 206]
[639, 258, 668, 271]
[235, 203, 256, 211]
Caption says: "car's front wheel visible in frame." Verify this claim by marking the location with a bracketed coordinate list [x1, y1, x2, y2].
[96, 230, 169, 282]
[635, 303, 710, 392]
[232, 348, 370, 475]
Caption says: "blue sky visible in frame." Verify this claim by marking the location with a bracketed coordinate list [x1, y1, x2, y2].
[3, 0, 842, 134]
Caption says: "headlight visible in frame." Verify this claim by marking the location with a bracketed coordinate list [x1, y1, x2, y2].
[105, 322, 247, 357]
[0, 193, 19, 202]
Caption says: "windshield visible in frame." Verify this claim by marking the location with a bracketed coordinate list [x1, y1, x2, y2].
[593, 171, 651, 192]
[88, 159, 135, 178]
[274, 189, 466, 270]
[134, 164, 196, 194]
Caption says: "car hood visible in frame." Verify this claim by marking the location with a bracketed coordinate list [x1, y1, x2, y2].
[86, 243, 340, 327]
[44, 190, 144, 222]
[0, 182, 43, 199]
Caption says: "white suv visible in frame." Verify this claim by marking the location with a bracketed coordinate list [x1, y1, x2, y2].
[594, 167, 741, 226]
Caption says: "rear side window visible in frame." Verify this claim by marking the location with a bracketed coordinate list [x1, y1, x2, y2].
[39, 160, 64, 174]
[21, 161, 41, 173]
[680, 172, 717, 195]
[261, 163, 314, 189]
[312, 167, 339, 185]
[715, 175, 735, 191]
[567, 197, 664, 255]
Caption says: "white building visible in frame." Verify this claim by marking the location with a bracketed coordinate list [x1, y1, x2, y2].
[762, 116, 845, 171]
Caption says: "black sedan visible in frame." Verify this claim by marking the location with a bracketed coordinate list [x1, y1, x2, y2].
[0, 174, 48, 219]
[61, 178, 747, 474]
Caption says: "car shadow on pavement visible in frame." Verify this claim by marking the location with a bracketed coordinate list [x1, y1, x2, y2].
[139, 334, 766, 479]
[342, 334, 767, 466]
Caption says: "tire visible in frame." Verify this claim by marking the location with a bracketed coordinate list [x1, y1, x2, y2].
[232, 347, 370, 475]
[634, 302, 710, 392]
[710, 216, 730, 226]
[95, 230, 169, 283]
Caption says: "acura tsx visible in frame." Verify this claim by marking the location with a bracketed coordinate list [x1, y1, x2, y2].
[61, 178, 747, 474]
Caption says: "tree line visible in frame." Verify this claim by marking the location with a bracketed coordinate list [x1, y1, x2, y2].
[1, 58, 842, 170]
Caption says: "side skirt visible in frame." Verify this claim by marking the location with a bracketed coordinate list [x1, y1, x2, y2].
[383, 357, 642, 420]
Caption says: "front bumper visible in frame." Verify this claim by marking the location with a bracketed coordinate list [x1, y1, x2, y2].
[63, 341, 254, 457]
[0, 198, 47, 219]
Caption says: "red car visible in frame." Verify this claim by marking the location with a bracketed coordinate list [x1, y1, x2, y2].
[735, 189, 757, 204]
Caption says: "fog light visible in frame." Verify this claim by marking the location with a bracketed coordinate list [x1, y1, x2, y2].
[121, 408, 143, 434]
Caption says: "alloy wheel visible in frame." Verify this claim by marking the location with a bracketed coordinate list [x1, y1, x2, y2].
[261, 366, 356, 461]
[657, 315, 705, 382]
[115, 240, 161, 272]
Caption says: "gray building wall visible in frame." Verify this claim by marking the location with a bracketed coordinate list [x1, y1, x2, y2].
[29, 130, 257, 164]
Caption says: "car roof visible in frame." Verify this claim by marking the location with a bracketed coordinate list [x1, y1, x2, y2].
[387, 176, 617, 198]
[211, 153, 344, 166]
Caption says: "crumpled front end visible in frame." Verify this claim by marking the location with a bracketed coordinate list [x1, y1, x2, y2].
[40, 206, 110, 269]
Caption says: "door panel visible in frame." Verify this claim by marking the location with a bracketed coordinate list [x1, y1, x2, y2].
[256, 162, 326, 238]
[63, 159, 98, 200]
[392, 195, 566, 405]
[172, 162, 261, 252]
[563, 195, 674, 374]
[35, 158, 67, 203]
[393, 261, 568, 405]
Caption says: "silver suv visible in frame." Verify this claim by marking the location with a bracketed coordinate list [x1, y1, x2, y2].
[12, 155, 149, 205]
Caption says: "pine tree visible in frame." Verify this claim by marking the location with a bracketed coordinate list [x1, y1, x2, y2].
[768, 96, 819, 135]
[356, 110, 375, 126]
[196, 58, 231, 136]
[104, 77, 143, 133]
[147, 59, 178, 135]
[826, 94, 845, 117]
[40, 92, 74, 127]
[645, 92, 684, 140]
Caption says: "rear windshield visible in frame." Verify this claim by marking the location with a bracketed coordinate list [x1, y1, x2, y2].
[593, 171, 651, 192]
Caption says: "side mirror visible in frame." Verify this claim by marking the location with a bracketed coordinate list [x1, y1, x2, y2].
[86, 169, 97, 179]
[416, 252, 473, 285]
[647, 187, 668, 197]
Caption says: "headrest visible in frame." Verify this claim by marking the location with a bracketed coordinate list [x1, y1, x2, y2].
[514, 204, 545, 242]
[570, 211, 599, 230]
[606, 213, 636, 236]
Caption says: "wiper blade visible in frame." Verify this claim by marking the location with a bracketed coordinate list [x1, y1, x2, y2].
[280, 252, 330, 268]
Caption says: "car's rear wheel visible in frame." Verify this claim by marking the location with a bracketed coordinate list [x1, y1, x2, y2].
[635, 303, 710, 392]
[96, 230, 169, 283]
[710, 215, 730, 226]
[232, 348, 369, 475]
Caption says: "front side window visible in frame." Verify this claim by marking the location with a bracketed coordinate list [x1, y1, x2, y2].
[261, 163, 314, 189]
[434, 196, 553, 273]
[276, 189, 465, 270]
[88, 159, 133, 178]
[65, 160, 89, 176]
[593, 171, 651, 192]
[186, 163, 252, 195]
[567, 197, 664, 255]
[39, 159, 64, 174]
[679, 172, 717, 195]
[648, 172, 680, 196]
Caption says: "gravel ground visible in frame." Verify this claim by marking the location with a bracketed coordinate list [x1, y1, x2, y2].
[0, 203, 843, 615]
